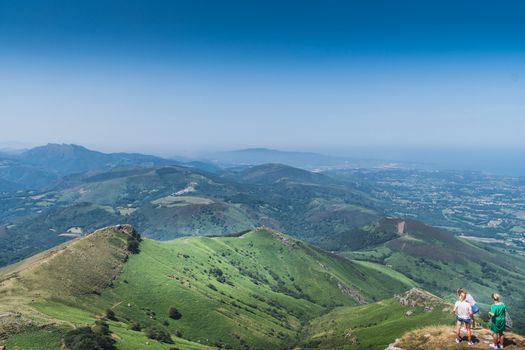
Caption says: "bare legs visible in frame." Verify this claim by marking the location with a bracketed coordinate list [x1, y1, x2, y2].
[456, 321, 472, 343]
[493, 332, 505, 348]
[465, 323, 472, 342]
[456, 321, 462, 341]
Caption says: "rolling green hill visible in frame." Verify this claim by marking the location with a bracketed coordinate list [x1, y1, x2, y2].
[0, 164, 377, 266]
[300, 289, 452, 350]
[0, 224, 451, 350]
[338, 218, 525, 332]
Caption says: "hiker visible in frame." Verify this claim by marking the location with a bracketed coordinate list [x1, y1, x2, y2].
[458, 288, 480, 328]
[453, 289, 473, 346]
[489, 293, 506, 349]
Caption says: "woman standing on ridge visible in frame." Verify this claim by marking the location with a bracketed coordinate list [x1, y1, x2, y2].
[453, 289, 473, 346]
[489, 293, 507, 349]
[458, 288, 480, 328]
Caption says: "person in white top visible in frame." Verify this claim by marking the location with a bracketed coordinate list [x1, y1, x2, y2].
[458, 287, 480, 328]
[453, 289, 473, 345]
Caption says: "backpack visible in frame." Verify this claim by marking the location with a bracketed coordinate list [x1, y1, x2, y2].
[506, 310, 513, 329]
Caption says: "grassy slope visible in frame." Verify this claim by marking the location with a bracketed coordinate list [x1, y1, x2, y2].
[341, 218, 525, 332]
[1, 164, 378, 266]
[351, 260, 418, 289]
[69, 228, 412, 349]
[1, 226, 415, 350]
[0, 224, 132, 322]
[0, 225, 212, 350]
[300, 292, 452, 350]
[2, 328, 65, 350]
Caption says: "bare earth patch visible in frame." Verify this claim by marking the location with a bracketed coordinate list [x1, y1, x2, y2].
[390, 325, 525, 350]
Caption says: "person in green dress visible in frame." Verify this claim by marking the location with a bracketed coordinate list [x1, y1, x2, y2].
[489, 293, 506, 349]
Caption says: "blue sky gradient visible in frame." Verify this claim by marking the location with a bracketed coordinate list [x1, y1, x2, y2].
[0, 0, 524, 161]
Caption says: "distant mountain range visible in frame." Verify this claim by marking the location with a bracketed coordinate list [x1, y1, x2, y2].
[202, 147, 403, 170]
[0, 144, 412, 192]
[205, 148, 342, 168]
[1, 144, 525, 348]
[0, 162, 376, 266]
[0, 144, 178, 191]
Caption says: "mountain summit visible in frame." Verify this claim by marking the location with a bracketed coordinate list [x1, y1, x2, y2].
[20, 143, 172, 175]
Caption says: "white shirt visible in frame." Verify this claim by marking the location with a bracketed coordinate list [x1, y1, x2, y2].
[455, 300, 472, 319]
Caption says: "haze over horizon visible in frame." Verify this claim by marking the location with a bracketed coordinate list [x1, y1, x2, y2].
[1, 1, 524, 169]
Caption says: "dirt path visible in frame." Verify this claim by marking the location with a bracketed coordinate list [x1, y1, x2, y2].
[110, 301, 123, 310]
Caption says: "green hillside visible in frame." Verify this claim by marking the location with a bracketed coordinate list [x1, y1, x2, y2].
[0, 164, 377, 266]
[339, 218, 525, 332]
[300, 289, 452, 350]
[0, 225, 432, 350]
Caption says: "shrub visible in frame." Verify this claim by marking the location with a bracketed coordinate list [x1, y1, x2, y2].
[92, 320, 110, 335]
[129, 322, 141, 331]
[145, 325, 173, 343]
[126, 230, 142, 254]
[168, 307, 182, 320]
[105, 309, 117, 321]
[127, 239, 140, 254]
[63, 326, 116, 350]
[209, 267, 224, 277]
[216, 275, 227, 283]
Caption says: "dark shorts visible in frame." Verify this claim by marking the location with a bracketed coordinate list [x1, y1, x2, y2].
[471, 303, 480, 314]
[457, 316, 472, 324]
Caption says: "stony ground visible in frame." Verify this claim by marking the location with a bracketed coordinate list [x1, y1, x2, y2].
[387, 325, 525, 350]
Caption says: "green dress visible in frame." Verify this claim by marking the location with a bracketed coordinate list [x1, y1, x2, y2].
[490, 302, 506, 333]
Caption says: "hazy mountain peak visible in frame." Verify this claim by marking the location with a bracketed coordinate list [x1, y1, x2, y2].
[23, 143, 99, 157]
[17, 143, 173, 177]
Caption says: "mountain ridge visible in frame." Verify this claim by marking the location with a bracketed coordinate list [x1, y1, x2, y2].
[20, 143, 175, 176]
[0, 225, 435, 350]
[0, 163, 376, 266]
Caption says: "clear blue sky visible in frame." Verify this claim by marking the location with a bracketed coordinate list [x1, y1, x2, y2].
[0, 0, 524, 156]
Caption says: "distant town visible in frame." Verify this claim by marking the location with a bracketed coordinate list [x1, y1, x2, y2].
[330, 168, 525, 249]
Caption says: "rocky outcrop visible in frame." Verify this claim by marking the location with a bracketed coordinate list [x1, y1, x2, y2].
[394, 288, 446, 308]
[330, 276, 367, 304]
[393, 325, 525, 349]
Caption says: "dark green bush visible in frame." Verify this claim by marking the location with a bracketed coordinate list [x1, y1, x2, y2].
[105, 309, 117, 321]
[145, 325, 173, 343]
[127, 239, 140, 254]
[129, 322, 141, 331]
[63, 326, 116, 350]
[92, 320, 110, 335]
[126, 230, 142, 254]
[168, 307, 182, 320]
